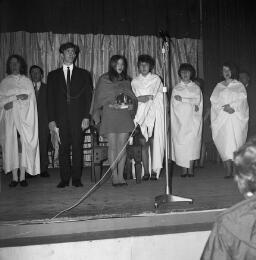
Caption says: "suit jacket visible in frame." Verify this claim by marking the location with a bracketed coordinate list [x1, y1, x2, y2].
[35, 82, 48, 131]
[47, 66, 93, 127]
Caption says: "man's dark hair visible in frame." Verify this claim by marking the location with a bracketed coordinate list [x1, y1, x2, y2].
[178, 63, 196, 81]
[137, 54, 155, 72]
[108, 55, 128, 82]
[29, 65, 44, 76]
[6, 54, 27, 75]
[239, 70, 250, 78]
[59, 42, 80, 56]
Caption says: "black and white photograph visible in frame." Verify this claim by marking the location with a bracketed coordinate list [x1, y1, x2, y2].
[0, 0, 256, 259]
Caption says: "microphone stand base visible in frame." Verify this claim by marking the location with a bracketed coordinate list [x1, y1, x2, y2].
[154, 194, 193, 209]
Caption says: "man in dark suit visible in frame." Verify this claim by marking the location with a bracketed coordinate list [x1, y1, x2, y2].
[47, 42, 93, 188]
[30, 65, 50, 177]
[239, 71, 256, 138]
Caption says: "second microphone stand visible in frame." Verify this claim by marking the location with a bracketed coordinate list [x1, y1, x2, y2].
[154, 40, 193, 208]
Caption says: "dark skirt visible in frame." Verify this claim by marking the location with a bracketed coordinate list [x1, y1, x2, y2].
[100, 105, 135, 135]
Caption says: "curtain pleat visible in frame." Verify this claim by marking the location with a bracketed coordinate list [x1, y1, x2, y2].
[0, 32, 199, 89]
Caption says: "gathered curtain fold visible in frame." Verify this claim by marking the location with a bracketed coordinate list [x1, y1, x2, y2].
[0, 32, 199, 89]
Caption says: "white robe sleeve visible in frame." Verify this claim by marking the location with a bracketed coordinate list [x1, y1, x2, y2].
[181, 95, 201, 105]
[0, 95, 17, 108]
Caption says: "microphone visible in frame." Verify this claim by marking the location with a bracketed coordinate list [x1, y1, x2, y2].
[158, 30, 170, 42]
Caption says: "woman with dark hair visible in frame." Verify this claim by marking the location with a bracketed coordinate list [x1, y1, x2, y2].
[171, 63, 203, 177]
[201, 137, 256, 259]
[0, 54, 40, 187]
[92, 55, 137, 186]
[131, 54, 165, 181]
[211, 62, 249, 178]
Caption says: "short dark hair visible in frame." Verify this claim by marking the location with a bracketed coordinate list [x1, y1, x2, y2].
[6, 54, 27, 75]
[108, 55, 128, 82]
[222, 61, 238, 80]
[59, 42, 80, 56]
[137, 55, 155, 72]
[239, 70, 250, 78]
[178, 63, 196, 81]
[29, 65, 44, 76]
[234, 137, 256, 193]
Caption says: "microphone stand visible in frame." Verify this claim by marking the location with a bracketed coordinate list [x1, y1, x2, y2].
[154, 38, 193, 208]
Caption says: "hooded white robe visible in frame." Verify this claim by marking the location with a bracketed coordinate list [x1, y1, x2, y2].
[131, 73, 165, 177]
[0, 75, 40, 175]
[211, 80, 248, 161]
[171, 81, 203, 168]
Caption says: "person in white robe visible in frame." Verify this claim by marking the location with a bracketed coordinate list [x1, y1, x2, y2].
[131, 55, 165, 180]
[0, 54, 40, 187]
[211, 62, 248, 178]
[171, 63, 203, 177]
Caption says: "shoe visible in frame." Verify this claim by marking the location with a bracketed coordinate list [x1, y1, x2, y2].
[9, 180, 19, 187]
[187, 173, 195, 177]
[20, 180, 28, 187]
[112, 183, 120, 187]
[26, 172, 36, 178]
[57, 181, 69, 188]
[72, 180, 83, 187]
[142, 174, 150, 181]
[40, 171, 50, 177]
[150, 174, 157, 181]
[119, 182, 128, 186]
[180, 174, 187, 178]
[224, 175, 233, 179]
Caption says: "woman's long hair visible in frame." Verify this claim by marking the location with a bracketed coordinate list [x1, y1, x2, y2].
[108, 55, 128, 82]
[6, 54, 27, 75]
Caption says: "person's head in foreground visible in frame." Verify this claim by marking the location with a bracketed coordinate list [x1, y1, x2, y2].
[201, 137, 256, 260]
[233, 137, 256, 198]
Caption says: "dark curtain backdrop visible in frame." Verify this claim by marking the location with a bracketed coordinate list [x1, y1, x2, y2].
[0, 0, 200, 38]
[202, 0, 256, 92]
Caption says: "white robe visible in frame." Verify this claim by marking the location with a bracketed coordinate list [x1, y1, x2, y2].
[0, 75, 40, 175]
[171, 81, 203, 168]
[211, 80, 248, 161]
[131, 73, 165, 177]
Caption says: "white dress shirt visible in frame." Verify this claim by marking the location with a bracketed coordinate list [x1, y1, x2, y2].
[33, 81, 41, 92]
[63, 64, 73, 83]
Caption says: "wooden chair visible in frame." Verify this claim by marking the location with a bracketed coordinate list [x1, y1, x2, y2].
[83, 125, 108, 182]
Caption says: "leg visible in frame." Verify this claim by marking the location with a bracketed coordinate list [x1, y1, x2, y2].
[18, 138, 28, 187]
[116, 133, 129, 184]
[149, 137, 158, 180]
[39, 127, 50, 177]
[70, 124, 83, 185]
[139, 137, 150, 180]
[181, 167, 188, 177]
[58, 123, 71, 185]
[188, 160, 195, 177]
[199, 142, 206, 167]
[224, 159, 233, 178]
[106, 133, 119, 184]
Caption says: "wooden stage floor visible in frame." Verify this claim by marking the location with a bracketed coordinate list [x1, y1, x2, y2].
[0, 162, 243, 223]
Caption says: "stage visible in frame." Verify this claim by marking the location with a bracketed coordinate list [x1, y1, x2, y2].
[0, 161, 243, 223]
[0, 162, 244, 259]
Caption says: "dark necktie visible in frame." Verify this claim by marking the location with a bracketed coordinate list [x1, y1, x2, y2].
[34, 82, 39, 98]
[67, 67, 71, 104]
